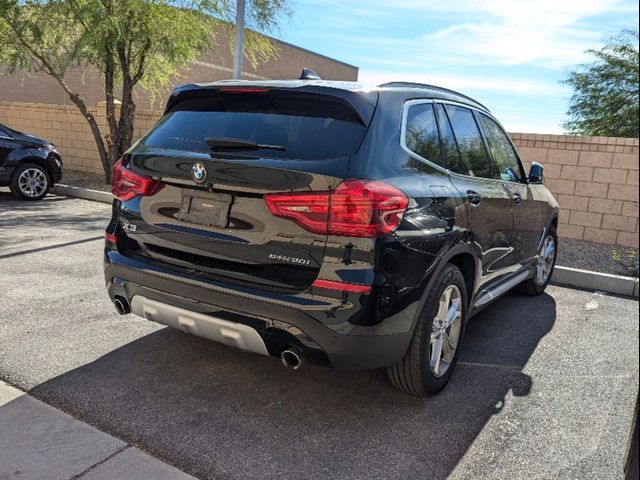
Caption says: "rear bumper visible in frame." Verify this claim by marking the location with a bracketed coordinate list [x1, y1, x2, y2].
[104, 249, 416, 369]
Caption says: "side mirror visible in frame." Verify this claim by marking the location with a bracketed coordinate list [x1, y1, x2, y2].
[529, 162, 544, 184]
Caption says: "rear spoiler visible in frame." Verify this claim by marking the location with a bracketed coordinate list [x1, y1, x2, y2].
[164, 83, 379, 127]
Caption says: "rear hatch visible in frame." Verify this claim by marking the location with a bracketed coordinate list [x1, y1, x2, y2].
[114, 84, 378, 292]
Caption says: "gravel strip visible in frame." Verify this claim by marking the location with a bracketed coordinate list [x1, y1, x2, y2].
[557, 238, 638, 277]
[61, 169, 110, 192]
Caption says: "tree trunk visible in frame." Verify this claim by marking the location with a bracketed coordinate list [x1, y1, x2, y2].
[52, 77, 111, 183]
[116, 78, 136, 159]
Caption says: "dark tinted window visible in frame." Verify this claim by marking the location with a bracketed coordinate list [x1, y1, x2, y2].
[434, 104, 464, 173]
[445, 105, 491, 178]
[142, 92, 367, 160]
[479, 114, 522, 182]
[404, 103, 442, 166]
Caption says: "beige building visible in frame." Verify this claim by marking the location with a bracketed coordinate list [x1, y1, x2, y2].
[0, 31, 359, 110]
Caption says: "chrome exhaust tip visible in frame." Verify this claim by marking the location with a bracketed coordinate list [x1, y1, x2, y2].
[113, 296, 130, 315]
[280, 346, 306, 370]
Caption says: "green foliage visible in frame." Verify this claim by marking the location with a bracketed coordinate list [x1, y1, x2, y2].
[0, 0, 289, 180]
[563, 29, 639, 138]
[613, 248, 639, 278]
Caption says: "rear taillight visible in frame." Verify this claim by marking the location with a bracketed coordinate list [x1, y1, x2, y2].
[105, 232, 117, 244]
[111, 159, 163, 202]
[265, 179, 408, 238]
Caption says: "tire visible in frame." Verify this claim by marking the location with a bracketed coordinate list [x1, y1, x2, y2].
[9, 163, 51, 201]
[519, 226, 558, 296]
[387, 263, 468, 396]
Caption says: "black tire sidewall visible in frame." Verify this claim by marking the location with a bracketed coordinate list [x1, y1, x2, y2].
[10, 163, 51, 201]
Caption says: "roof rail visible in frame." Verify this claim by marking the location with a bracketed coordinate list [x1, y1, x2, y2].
[378, 81, 490, 112]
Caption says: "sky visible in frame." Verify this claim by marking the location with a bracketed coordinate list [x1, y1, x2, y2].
[275, 0, 639, 134]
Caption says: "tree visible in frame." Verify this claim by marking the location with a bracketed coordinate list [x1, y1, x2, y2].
[0, 0, 288, 182]
[563, 29, 639, 138]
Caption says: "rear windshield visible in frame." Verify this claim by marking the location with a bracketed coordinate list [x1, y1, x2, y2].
[141, 91, 368, 160]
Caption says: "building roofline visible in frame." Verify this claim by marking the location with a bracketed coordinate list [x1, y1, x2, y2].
[265, 35, 359, 72]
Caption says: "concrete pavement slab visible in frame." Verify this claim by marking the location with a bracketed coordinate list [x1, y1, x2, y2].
[0, 381, 195, 480]
[80, 447, 196, 480]
[0, 381, 125, 480]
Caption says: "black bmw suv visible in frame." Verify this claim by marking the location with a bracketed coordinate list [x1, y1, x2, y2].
[104, 79, 559, 396]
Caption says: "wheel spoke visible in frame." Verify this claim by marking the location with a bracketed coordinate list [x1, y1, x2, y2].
[445, 298, 461, 327]
[431, 337, 443, 375]
[442, 332, 456, 362]
[436, 297, 448, 324]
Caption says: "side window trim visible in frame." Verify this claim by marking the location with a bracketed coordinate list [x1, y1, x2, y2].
[401, 99, 530, 186]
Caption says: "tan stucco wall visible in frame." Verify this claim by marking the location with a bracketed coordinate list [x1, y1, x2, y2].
[0, 101, 638, 248]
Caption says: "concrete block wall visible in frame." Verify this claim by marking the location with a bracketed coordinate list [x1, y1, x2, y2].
[511, 133, 639, 248]
[0, 101, 103, 175]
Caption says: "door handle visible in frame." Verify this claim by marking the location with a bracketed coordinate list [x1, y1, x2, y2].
[466, 190, 482, 206]
[512, 192, 522, 205]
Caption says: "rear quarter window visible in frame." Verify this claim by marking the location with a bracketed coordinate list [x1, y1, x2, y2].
[142, 92, 367, 160]
[403, 103, 443, 167]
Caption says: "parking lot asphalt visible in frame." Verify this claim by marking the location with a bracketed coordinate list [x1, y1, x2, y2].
[0, 189, 638, 480]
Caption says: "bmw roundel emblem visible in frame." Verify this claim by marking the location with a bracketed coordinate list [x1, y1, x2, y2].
[192, 162, 207, 183]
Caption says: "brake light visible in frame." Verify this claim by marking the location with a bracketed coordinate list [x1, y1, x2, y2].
[219, 87, 271, 93]
[265, 179, 408, 237]
[105, 232, 117, 244]
[111, 159, 163, 202]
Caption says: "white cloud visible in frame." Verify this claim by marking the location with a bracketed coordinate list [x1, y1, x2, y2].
[302, 0, 638, 69]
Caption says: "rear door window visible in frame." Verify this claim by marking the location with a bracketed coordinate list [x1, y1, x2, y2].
[142, 92, 367, 160]
[434, 104, 464, 173]
[479, 114, 523, 182]
[404, 103, 443, 166]
[444, 105, 492, 179]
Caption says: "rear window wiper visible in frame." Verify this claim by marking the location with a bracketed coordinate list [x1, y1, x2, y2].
[205, 137, 285, 152]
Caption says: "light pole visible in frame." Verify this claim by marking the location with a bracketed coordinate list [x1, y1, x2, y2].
[233, 0, 245, 79]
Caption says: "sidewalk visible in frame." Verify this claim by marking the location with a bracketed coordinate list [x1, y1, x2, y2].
[0, 381, 195, 480]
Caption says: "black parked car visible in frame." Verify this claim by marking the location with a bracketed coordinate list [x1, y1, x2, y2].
[104, 79, 559, 396]
[0, 123, 63, 200]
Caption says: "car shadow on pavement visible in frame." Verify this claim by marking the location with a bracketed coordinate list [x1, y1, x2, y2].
[28, 292, 556, 480]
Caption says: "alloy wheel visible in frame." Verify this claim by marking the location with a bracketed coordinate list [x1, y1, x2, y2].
[430, 284, 463, 378]
[18, 168, 48, 198]
[536, 235, 556, 286]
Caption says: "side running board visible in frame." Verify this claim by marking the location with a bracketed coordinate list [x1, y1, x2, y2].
[473, 270, 531, 308]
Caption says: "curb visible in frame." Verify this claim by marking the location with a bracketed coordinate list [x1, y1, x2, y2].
[52, 184, 112, 204]
[553, 266, 639, 298]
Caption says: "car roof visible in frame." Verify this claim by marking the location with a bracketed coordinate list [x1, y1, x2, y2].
[171, 79, 491, 114]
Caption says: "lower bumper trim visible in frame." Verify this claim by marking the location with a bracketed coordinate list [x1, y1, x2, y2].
[130, 296, 270, 356]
